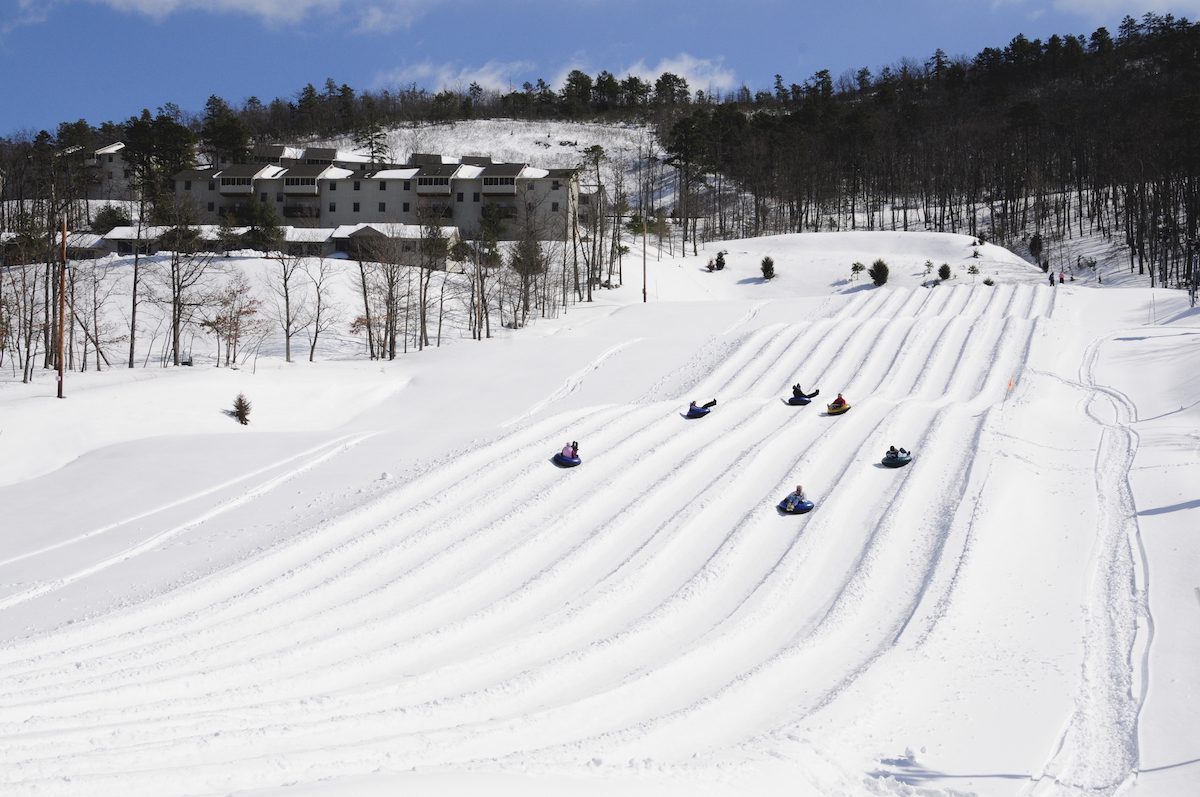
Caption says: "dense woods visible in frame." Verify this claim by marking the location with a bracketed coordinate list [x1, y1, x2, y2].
[3, 12, 1199, 378]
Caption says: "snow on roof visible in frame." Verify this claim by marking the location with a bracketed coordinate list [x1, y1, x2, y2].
[192, 225, 250, 241]
[174, 167, 218, 179]
[284, 227, 335, 243]
[103, 225, 174, 241]
[370, 168, 419, 179]
[456, 164, 484, 179]
[520, 166, 550, 179]
[335, 152, 372, 164]
[332, 223, 456, 240]
[333, 223, 418, 239]
[215, 164, 285, 179]
[94, 142, 125, 155]
[66, 232, 104, 249]
[327, 167, 354, 179]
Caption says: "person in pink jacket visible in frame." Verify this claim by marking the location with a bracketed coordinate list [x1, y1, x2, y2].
[561, 441, 578, 459]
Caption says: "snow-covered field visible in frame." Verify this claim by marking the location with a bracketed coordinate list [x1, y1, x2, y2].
[1, 231, 1197, 796]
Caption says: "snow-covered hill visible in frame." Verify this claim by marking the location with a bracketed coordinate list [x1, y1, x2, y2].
[0, 231, 1197, 796]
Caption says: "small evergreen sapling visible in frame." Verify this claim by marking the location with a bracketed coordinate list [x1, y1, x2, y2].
[760, 256, 776, 280]
[868, 258, 889, 286]
[938, 263, 952, 280]
[233, 393, 252, 425]
[851, 261, 865, 280]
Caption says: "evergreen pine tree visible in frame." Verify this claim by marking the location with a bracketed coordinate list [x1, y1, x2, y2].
[868, 258, 889, 286]
[233, 393, 252, 425]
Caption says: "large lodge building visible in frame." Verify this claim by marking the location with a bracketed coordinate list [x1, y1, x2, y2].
[88, 143, 584, 242]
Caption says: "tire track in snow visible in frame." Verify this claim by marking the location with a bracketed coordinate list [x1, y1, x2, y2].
[0, 284, 1058, 794]
[0, 432, 376, 614]
[1025, 332, 1148, 796]
[499, 337, 644, 428]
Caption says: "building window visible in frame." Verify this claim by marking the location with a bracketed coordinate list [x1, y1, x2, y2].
[403, 181, 410, 191]
[378, 202, 386, 212]
[528, 182, 534, 190]
[353, 202, 360, 212]
[379, 181, 387, 191]
[473, 192, 480, 202]
[329, 202, 336, 212]
[276, 193, 283, 202]
[184, 180, 192, 190]
[552, 180, 560, 190]
[353, 181, 360, 191]
[330, 181, 337, 191]
[260, 193, 269, 202]
[208, 202, 215, 212]
[209, 181, 215, 190]
[552, 202, 560, 212]
[107, 154, 113, 163]
[284, 177, 317, 187]
[456, 192, 463, 202]
[403, 202, 410, 212]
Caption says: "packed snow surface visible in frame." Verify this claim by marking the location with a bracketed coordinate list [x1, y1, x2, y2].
[1, 231, 1197, 796]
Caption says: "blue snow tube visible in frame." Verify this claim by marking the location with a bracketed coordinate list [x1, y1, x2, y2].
[882, 452, 912, 468]
[684, 406, 711, 419]
[787, 395, 811, 405]
[552, 452, 582, 467]
[777, 496, 815, 514]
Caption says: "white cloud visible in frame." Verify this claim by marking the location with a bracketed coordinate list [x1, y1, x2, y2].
[620, 53, 738, 95]
[376, 60, 535, 93]
[35, 0, 435, 29]
[7, 0, 61, 35]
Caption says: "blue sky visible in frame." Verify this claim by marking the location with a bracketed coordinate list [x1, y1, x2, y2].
[2, 0, 1198, 136]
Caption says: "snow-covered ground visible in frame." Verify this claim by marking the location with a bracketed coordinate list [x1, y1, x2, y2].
[328, 118, 657, 188]
[1, 231, 1197, 796]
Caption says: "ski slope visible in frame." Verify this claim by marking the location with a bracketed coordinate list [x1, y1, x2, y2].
[0, 232, 1197, 796]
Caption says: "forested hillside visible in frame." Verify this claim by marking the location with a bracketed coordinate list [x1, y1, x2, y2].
[2, 11, 1198, 289]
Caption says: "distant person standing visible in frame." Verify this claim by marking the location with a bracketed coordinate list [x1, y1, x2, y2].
[1059, 271, 1065, 284]
[1049, 271, 1055, 286]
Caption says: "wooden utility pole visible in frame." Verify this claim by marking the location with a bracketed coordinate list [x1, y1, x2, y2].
[57, 220, 67, 399]
[642, 213, 647, 303]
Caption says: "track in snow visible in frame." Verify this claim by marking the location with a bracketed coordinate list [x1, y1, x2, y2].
[0, 284, 1059, 795]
